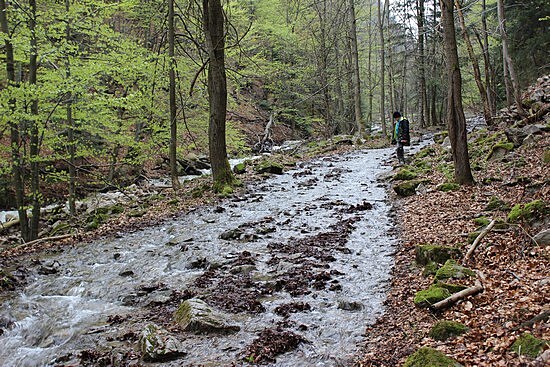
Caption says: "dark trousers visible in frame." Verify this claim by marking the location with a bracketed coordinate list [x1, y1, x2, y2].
[396, 142, 405, 163]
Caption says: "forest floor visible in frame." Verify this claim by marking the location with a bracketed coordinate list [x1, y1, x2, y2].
[355, 122, 549, 366]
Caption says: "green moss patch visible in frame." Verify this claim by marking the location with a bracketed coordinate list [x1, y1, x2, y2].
[473, 217, 490, 228]
[392, 169, 418, 181]
[486, 196, 509, 211]
[434, 260, 475, 282]
[436, 182, 460, 192]
[415, 245, 462, 265]
[404, 347, 463, 367]
[543, 149, 550, 164]
[511, 333, 548, 358]
[429, 321, 468, 341]
[414, 285, 451, 307]
[233, 162, 246, 174]
[254, 161, 284, 175]
[507, 200, 547, 223]
[423, 262, 439, 277]
[393, 180, 424, 197]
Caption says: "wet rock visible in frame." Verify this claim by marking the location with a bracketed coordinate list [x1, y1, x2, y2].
[139, 323, 186, 362]
[230, 264, 256, 275]
[393, 180, 424, 197]
[38, 261, 61, 275]
[254, 161, 284, 175]
[533, 229, 550, 245]
[118, 270, 134, 277]
[120, 294, 140, 306]
[0, 269, 17, 291]
[166, 235, 194, 246]
[219, 228, 244, 241]
[173, 298, 240, 333]
[337, 299, 364, 311]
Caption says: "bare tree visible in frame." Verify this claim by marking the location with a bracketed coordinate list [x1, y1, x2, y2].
[416, 0, 427, 127]
[168, 0, 180, 189]
[440, 0, 474, 185]
[348, 0, 364, 135]
[377, 0, 386, 135]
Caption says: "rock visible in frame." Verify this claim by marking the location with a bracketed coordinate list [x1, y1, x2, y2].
[173, 298, 240, 334]
[505, 127, 527, 147]
[337, 299, 363, 311]
[434, 260, 475, 282]
[510, 333, 548, 358]
[219, 228, 244, 240]
[414, 285, 452, 308]
[254, 161, 284, 174]
[522, 124, 543, 136]
[139, 323, 186, 362]
[441, 136, 451, 150]
[404, 347, 463, 367]
[507, 200, 547, 223]
[393, 180, 424, 197]
[533, 229, 550, 245]
[233, 163, 246, 174]
[119, 270, 134, 277]
[429, 321, 469, 341]
[415, 245, 462, 265]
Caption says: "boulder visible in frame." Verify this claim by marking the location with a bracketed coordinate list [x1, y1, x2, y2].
[533, 229, 550, 245]
[415, 245, 462, 265]
[173, 298, 240, 334]
[139, 324, 186, 362]
[510, 333, 548, 358]
[393, 180, 423, 197]
[434, 260, 475, 282]
[429, 321, 468, 341]
[404, 347, 463, 367]
[254, 161, 284, 175]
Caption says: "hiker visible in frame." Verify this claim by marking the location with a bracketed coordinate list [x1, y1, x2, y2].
[391, 111, 410, 164]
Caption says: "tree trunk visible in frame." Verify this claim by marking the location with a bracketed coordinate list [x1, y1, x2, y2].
[366, 0, 373, 128]
[348, 0, 363, 135]
[377, 0, 385, 135]
[29, 0, 40, 240]
[455, 0, 492, 125]
[65, 0, 76, 217]
[0, 0, 30, 240]
[497, 0, 524, 115]
[481, 0, 496, 115]
[168, 0, 180, 189]
[417, 0, 427, 127]
[386, 0, 395, 118]
[440, 0, 474, 185]
[203, 0, 233, 191]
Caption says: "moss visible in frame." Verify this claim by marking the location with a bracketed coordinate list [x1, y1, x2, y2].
[429, 321, 468, 341]
[434, 260, 475, 281]
[414, 285, 451, 307]
[255, 161, 284, 174]
[508, 200, 547, 223]
[127, 208, 147, 218]
[487, 141, 514, 160]
[437, 282, 467, 293]
[511, 333, 548, 358]
[191, 184, 210, 198]
[404, 347, 462, 367]
[0, 269, 16, 291]
[423, 262, 439, 277]
[393, 180, 425, 197]
[436, 163, 454, 181]
[434, 131, 448, 144]
[493, 142, 514, 151]
[473, 217, 490, 228]
[437, 182, 460, 192]
[393, 169, 418, 181]
[415, 245, 462, 265]
[543, 150, 550, 164]
[486, 196, 509, 211]
[233, 163, 246, 174]
[416, 146, 437, 159]
[467, 231, 480, 244]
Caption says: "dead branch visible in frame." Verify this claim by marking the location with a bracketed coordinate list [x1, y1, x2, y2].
[0, 219, 20, 232]
[464, 219, 496, 261]
[14, 234, 74, 250]
[519, 103, 550, 126]
[430, 279, 484, 311]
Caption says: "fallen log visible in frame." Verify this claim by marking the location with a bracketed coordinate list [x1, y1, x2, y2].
[464, 219, 496, 261]
[0, 218, 20, 232]
[13, 234, 74, 250]
[430, 280, 484, 311]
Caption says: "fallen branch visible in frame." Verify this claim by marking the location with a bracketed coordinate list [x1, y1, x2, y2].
[0, 218, 20, 232]
[430, 271, 486, 311]
[464, 219, 496, 261]
[519, 103, 550, 126]
[517, 310, 550, 330]
[13, 234, 74, 250]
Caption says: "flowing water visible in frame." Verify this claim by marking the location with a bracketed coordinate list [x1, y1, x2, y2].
[0, 145, 424, 367]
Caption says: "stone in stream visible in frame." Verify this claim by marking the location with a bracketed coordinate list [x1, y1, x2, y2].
[173, 298, 240, 333]
[139, 323, 186, 362]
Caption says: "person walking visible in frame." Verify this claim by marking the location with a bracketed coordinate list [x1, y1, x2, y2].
[391, 111, 410, 164]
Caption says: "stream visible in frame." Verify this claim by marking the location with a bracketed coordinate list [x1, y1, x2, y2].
[0, 144, 424, 367]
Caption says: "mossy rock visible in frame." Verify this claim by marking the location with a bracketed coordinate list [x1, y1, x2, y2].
[429, 321, 468, 341]
[414, 285, 451, 307]
[392, 169, 418, 181]
[434, 131, 449, 144]
[0, 269, 16, 291]
[511, 333, 548, 358]
[254, 161, 284, 175]
[437, 282, 468, 294]
[173, 298, 240, 334]
[404, 347, 463, 367]
[393, 180, 424, 197]
[473, 217, 490, 228]
[543, 149, 550, 164]
[486, 196, 509, 211]
[437, 182, 460, 192]
[415, 245, 462, 265]
[434, 260, 475, 282]
[507, 200, 547, 223]
[423, 262, 439, 277]
[487, 142, 514, 160]
[416, 146, 437, 159]
[233, 162, 246, 174]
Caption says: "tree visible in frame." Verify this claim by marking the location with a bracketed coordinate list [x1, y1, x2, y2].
[440, 0, 474, 185]
[168, 0, 180, 189]
[416, 0, 427, 127]
[348, 0, 363, 135]
[377, 0, 386, 135]
[203, 0, 234, 192]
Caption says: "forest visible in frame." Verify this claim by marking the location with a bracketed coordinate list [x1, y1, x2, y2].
[0, 0, 548, 366]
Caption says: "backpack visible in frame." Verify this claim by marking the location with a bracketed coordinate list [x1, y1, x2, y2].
[399, 118, 410, 146]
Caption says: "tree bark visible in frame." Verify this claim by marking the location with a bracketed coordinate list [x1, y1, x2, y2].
[455, 0, 492, 125]
[168, 0, 180, 189]
[366, 0, 373, 128]
[348, 0, 363, 135]
[65, 0, 76, 217]
[386, 0, 395, 118]
[417, 0, 427, 127]
[481, 0, 496, 116]
[0, 0, 30, 240]
[440, 0, 474, 185]
[29, 0, 40, 240]
[497, 0, 525, 115]
[377, 0, 386, 136]
[203, 0, 233, 191]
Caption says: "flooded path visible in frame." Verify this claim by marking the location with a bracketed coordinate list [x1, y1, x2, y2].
[0, 146, 413, 366]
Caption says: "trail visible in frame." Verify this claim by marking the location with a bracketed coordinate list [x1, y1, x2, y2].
[0, 145, 423, 366]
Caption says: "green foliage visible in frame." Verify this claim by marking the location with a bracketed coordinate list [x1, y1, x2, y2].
[434, 260, 475, 282]
[429, 321, 468, 341]
[414, 285, 451, 307]
[392, 169, 418, 181]
[404, 347, 462, 367]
